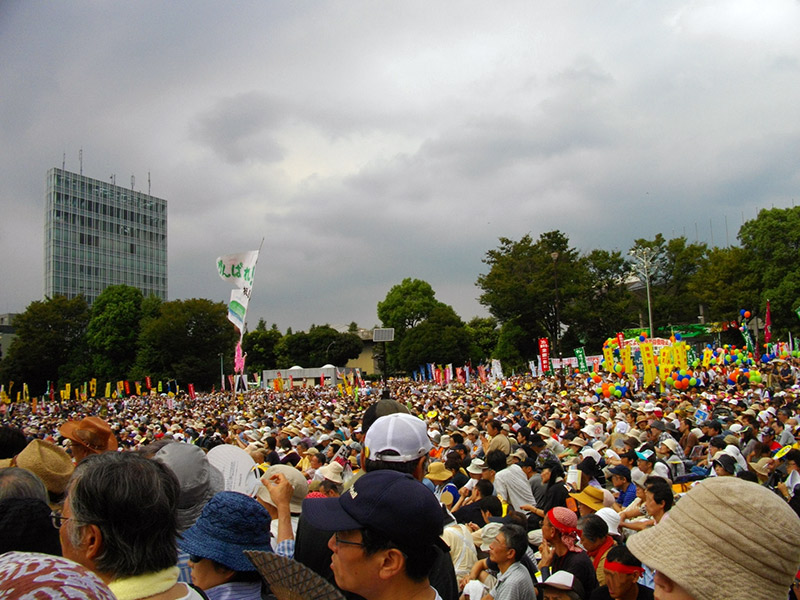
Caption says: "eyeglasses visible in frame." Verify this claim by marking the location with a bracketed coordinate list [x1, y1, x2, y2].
[50, 511, 71, 529]
[333, 532, 366, 549]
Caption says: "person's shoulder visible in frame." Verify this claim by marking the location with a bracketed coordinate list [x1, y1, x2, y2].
[175, 583, 208, 600]
[636, 583, 655, 599]
[588, 586, 613, 600]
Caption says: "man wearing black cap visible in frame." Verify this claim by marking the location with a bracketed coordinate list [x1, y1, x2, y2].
[303, 470, 447, 600]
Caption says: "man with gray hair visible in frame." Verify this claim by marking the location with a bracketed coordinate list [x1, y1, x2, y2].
[57, 451, 204, 600]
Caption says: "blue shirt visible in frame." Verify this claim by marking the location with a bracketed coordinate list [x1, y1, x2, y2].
[619, 482, 637, 507]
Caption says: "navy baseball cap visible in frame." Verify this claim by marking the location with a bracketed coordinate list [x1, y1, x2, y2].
[302, 470, 446, 552]
[608, 464, 631, 480]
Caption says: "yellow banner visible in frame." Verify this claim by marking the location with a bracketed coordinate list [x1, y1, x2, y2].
[65, 383, 72, 399]
[622, 346, 633, 374]
[603, 345, 614, 372]
[702, 348, 713, 368]
[674, 342, 688, 370]
[640, 343, 657, 388]
[90, 378, 97, 397]
[135, 382, 142, 396]
[105, 381, 111, 398]
[660, 346, 674, 372]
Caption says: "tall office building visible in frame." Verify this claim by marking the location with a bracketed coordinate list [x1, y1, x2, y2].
[44, 167, 168, 305]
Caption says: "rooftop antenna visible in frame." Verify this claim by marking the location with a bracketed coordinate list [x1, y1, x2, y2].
[131, 175, 135, 191]
[79, 148, 83, 175]
[148, 171, 151, 195]
[725, 214, 729, 247]
[110, 174, 116, 186]
[62, 152, 65, 171]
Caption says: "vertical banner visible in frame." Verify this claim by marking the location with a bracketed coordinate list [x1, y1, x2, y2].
[602, 345, 614, 372]
[702, 347, 713, 368]
[640, 343, 657, 388]
[674, 342, 688, 370]
[145, 376, 152, 390]
[491, 359, 504, 380]
[104, 382, 111, 398]
[616, 332, 625, 349]
[660, 347, 675, 373]
[65, 383, 72, 399]
[574, 348, 588, 373]
[538, 338, 551, 374]
[188, 383, 196, 399]
[529, 360, 538, 377]
[765, 300, 772, 344]
[135, 382, 142, 396]
[216, 250, 260, 337]
[633, 349, 644, 377]
[621, 346, 633, 374]
[741, 326, 755, 355]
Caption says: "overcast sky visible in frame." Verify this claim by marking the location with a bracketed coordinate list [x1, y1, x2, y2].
[2, 1, 799, 332]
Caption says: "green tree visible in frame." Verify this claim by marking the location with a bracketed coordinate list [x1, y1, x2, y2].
[0, 296, 90, 394]
[569, 249, 637, 351]
[738, 206, 800, 338]
[242, 328, 282, 374]
[395, 305, 472, 372]
[275, 326, 362, 368]
[133, 298, 237, 389]
[86, 285, 143, 381]
[687, 246, 759, 322]
[377, 278, 444, 370]
[465, 316, 500, 363]
[477, 231, 585, 359]
[629, 235, 708, 333]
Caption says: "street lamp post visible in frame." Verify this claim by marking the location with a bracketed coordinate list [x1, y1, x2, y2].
[551, 251, 561, 365]
[218, 352, 224, 391]
[629, 247, 656, 338]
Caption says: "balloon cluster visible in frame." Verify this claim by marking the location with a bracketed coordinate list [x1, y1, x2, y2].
[665, 369, 697, 390]
[704, 344, 754, 367]
[590, 371, 630, 398]
[726, 368, 762, 385]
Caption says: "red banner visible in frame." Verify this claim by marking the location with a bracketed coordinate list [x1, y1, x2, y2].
[124, 380, 130, 395]
[616, 332, 625, 348]
[539, 338, 551, 373]
[765, 300, 772, 344]
[145, 376, 152, 390]
[188, 383, 196, 400]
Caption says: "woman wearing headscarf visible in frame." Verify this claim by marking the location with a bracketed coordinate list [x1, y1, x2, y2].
[538, 507, 597, 599]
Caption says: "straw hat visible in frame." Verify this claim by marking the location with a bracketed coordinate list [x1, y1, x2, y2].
[748, 456, 772, 478]
[425, 461, 453, 483]
[569, 485, 605, 512]
[0, 439, 74, 495]
[628, 477, 800, 600]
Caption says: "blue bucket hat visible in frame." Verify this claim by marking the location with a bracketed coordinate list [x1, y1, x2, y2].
[178, 491, 272, 572]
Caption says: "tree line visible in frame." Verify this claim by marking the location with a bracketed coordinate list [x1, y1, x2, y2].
[2, 205, 798, 391]
[380, 206, 800, 373]
[0, 287, 363, 395]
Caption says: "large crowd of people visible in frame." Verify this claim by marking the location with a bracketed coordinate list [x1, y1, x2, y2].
[2, 359, 800, 599]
